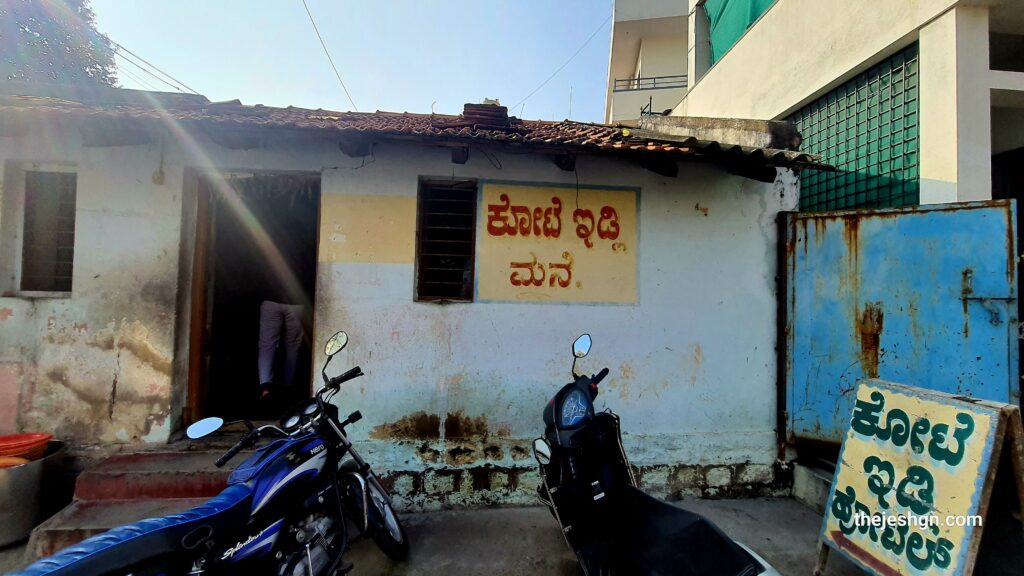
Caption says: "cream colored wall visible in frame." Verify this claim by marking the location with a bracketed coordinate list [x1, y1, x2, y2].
[639, 34, 687, 77]
[677, 0, 958, 120]
[919, 6, 992, 204]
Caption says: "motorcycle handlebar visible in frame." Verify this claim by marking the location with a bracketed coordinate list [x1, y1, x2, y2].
[216, 429, 257, 468]
[328, 366, 363, 389]
[592, 367, 609, 385]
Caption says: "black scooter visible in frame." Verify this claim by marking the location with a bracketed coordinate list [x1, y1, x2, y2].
[533, 334, 781, 576]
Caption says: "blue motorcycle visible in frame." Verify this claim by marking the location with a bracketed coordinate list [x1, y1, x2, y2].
[17, 330, 408, 576]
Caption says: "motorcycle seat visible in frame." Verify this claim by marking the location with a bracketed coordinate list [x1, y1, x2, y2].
[15, 483, 253, 576]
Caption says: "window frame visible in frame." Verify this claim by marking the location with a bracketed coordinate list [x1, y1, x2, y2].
[0, 161, 78, 298]
[414, 177, 478, 303]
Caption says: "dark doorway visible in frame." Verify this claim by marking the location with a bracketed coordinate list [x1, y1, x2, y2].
[194, 173, 320, 422]
[993, 146, 1024, 410]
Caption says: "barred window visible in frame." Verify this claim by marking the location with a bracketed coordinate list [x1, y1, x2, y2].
[22, 171, 77, 292]
[415, 179, 476, 301]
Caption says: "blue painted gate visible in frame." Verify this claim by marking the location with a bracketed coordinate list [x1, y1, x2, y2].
[783, 200, 1019, 443]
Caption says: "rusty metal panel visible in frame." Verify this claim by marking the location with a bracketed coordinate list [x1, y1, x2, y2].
[785, 200, 1019, 443]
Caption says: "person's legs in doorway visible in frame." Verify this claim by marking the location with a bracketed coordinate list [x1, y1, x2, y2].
[281, 304, 305, 388]
[257, 300, 284, 400]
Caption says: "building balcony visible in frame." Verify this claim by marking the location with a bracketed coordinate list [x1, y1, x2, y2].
[608, 75, 688, 122]
[613, 74, 688, 91]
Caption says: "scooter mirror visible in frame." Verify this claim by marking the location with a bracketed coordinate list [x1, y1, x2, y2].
[572, 334, 592, 358]
[186, 417, 224, 439]
[533, 438, 552, 465]
[325, 331, 349, 357]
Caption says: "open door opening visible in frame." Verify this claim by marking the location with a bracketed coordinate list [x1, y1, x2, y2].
[190, 172, 320, 423]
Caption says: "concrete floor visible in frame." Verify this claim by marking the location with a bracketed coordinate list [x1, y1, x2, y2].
[1, 498, 860, 576]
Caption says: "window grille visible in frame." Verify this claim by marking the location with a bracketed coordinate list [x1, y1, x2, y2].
[415, 179, 476, 301]
[789, 43, 919, 211]
[22, 171, 77, 292]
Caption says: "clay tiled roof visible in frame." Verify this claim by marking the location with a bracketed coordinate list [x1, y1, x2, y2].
[0, 88, 829, 171]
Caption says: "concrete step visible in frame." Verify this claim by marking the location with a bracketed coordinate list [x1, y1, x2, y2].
[26, 498, 205, 559]
[74, 452, 230, 500]
[792, 462, 835, 515]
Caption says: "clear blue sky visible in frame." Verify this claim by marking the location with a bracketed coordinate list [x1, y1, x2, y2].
[91, 0, 613, 123]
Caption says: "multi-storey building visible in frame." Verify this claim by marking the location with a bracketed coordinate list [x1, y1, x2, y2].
[607, 0, 1024, 211]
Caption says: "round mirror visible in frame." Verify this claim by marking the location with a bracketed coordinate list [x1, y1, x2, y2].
[325, 331, 349, 356]
[572, 334, 592, 358]
[533, 438, 552, 465]
[186, 417, 224, 440]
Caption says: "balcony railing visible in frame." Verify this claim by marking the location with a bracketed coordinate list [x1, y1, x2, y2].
[613, 75, 688, 91]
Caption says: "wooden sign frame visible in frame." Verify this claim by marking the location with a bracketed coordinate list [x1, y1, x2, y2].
[813, 380, 1024, 576]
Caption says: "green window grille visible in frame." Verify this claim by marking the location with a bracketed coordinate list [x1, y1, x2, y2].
[789, 43, 919, 212]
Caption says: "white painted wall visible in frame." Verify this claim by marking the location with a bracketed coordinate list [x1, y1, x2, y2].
[309, 146, 794, 476]
[0, 116, 797, 504]
[0, 128, 184, 443]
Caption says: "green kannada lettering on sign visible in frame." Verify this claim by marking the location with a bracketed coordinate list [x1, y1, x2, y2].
[850, 390, 976, 467]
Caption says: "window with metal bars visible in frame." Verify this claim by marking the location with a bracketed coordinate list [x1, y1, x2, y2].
[21, 171, 77, 292]
[415, 179, 477, 301]
[789, 43, 919, 212]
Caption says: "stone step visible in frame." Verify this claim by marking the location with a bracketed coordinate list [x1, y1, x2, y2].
[792, 462, 834, 515]
[74, 451, 230, 501]
[27, 497, 205, 559]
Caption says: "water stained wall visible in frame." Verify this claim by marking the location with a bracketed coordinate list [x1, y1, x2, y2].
[1, 118, 797, 505]
[312, 145, 797, 505]
[0, 127, 182, 444]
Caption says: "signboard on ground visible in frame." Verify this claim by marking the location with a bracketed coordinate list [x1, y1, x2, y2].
[816, 380, 1024, 576]
[476, 182, 637, 303]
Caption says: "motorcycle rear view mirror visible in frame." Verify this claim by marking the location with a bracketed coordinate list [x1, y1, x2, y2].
[186, 417, 224, 440]
[533, 438, 552, 465]
[572, 334, 592, 358]
[325, 331, 349, 357]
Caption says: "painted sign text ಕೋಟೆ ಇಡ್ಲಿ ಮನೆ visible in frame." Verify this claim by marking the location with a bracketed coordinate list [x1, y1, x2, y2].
[476, 183, 637, 303]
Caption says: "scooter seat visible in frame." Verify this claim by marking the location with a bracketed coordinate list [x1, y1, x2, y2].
[600, 486, 762, 575]
[15, 483, 253, 576]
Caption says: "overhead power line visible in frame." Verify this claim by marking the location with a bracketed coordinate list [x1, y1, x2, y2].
[510, 14, 612, 114]
[117, 65, 160, 91]
[300, 0, 359, 112]
[116, 51, 188, 93]
[108, 38, 201, 95]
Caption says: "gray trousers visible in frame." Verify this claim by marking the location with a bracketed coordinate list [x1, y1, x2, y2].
[258, 301, 304, 387]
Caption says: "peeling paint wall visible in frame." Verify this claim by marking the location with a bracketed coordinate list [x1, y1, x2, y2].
[0, 130, 182, 443]
[308, 144, 798, 507]
[0, 118, 797, 506]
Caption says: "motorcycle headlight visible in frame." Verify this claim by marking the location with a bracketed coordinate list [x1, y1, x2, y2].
[559, 389, 588, 427]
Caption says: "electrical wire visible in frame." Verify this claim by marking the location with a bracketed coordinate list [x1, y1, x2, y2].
[108, 38, 200, 94]
[116, 52, 188, 93]
[300, 0, 358, 112]
[117, 63, 160, 91]
[510, 14, 611, 113]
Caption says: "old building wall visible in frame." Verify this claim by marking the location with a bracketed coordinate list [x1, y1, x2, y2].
[0, 127, 184, 443]
[305, 143, 798, 506]
[1, 121, 797, 506]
